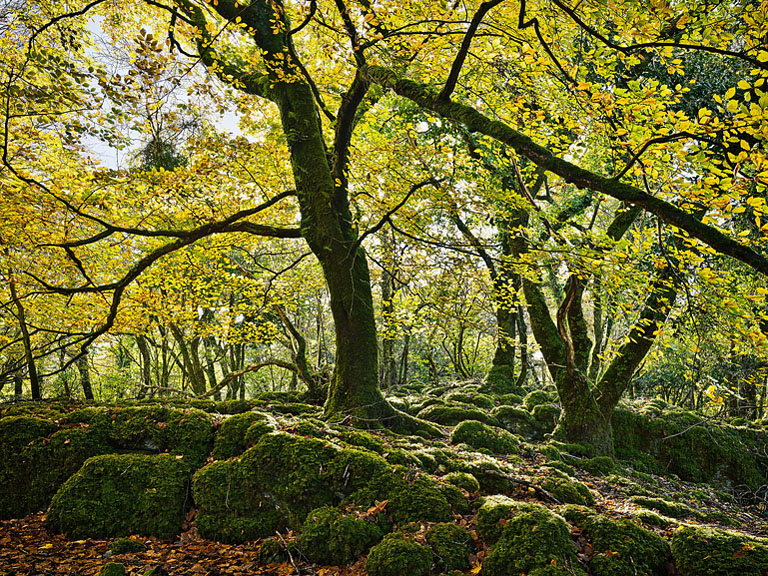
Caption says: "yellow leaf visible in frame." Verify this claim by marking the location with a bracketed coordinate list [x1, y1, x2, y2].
[738, 80, 751, 90]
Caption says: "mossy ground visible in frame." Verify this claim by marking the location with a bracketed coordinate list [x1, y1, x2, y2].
[1, 390, 767, 574]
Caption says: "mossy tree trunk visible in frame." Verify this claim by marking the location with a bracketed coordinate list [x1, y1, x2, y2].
[175, 0, 430, 431]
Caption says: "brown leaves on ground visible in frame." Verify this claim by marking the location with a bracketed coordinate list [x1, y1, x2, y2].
[0, 514, 361, 576]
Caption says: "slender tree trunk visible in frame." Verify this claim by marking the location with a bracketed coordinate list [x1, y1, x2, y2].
[76, 351, 94, 400]
[14, 370, 22, 400]
[136, 335, 152, 398]
[8, 270, 39, 400]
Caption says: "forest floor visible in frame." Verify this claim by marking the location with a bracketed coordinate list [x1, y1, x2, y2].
[2, 443, 766, 576]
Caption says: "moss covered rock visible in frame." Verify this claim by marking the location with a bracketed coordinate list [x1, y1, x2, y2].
[531, 403, 561, 434]
[577, 456, 615, 476]
[65, 405, 214, 466]
[366, 532, 432, 576]
[451, 420, 520, 454]
[444, 391, 496, 410]
[426, 522, 472, 572]
[492, 405, 538, 438]
[109, 537, 147, 554]
[476, 495, 524, 544]
[627, 496, 698, 519]
[417, 403, 498, 426]
[523, 390, 555, 410]
[442, 471, 480, 493]
[193, 459, 282, 543]
[483, 503, 586, 576]
[612, 407, 767, 489]
[670, 525, 768, 576]
[194, 432, 451, 541]
[212, 411, 274, 460]
[562, 505, 668, 576]
[299, 506, 385, 565]
[0, 417, 108, 519]
[47, 453, 190, 539]
[538, 472, 594, 505]
[100, 563, 126, 576]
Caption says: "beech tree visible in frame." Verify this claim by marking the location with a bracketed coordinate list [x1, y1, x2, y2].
[3, 0, 768, 451]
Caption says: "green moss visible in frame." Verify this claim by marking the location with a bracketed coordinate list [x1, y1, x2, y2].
[630, 509, 676, 528]
[426, 523, 472, 572]
[65, 405, 214, 466]
[627, 496, 697, 519]
[531, 403, 561, 433]
[47, 453, 190, 539]
[442, 471, 480, 493]
[383, 473, 453, 524]
[444, 391, 496, 410]
[243, 420, 276, 449]
[483, 503, 587, 576]
[267, 402, 320, 416]
[538, 473, 594, 505]
[497, 393, 524, 405]
[417, 403, 499, 426]
[491, 405, 537, 438]
[109, 538, 147, 554]
[544, 461, 575, 476]
[193, 459, 281, 543]
[476, 495, 525, 544]
[366, 532, 432, 576]
[537, 443, 564, 462]
[577, 456, 615, 476]
[484, 365, 525, 396]
[438, 483, 471, 515]
[384, 448, 423, 468]
[212, 412, 273, 460]
[561, 505, 668, 576]
[100, 563, 126, 576]
[523, 390, 555, 410]
[671, 525, 768, 576]
[256, 539, 291, 564]
[334, 428, 385, 453]
[451, 420, 520, 454]
[299, 506, 385, 565]
[612, 407, 767, 490]
[0, 418, 108, 519]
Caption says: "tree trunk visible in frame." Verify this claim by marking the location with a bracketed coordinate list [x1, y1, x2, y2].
[8, 269, 39, 400]
[76, 351, 94, 400]
[136, 335, 152, 398]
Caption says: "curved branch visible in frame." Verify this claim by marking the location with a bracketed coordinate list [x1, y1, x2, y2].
[366, 66, 768, 278]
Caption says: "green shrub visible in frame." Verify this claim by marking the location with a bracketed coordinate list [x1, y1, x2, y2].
[299, 506, 385, 565]
[426, 522, 472, 572]
[450, 420, 520, 454]
[47, 453, 191, 539]
[366, 533, 432, 576]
